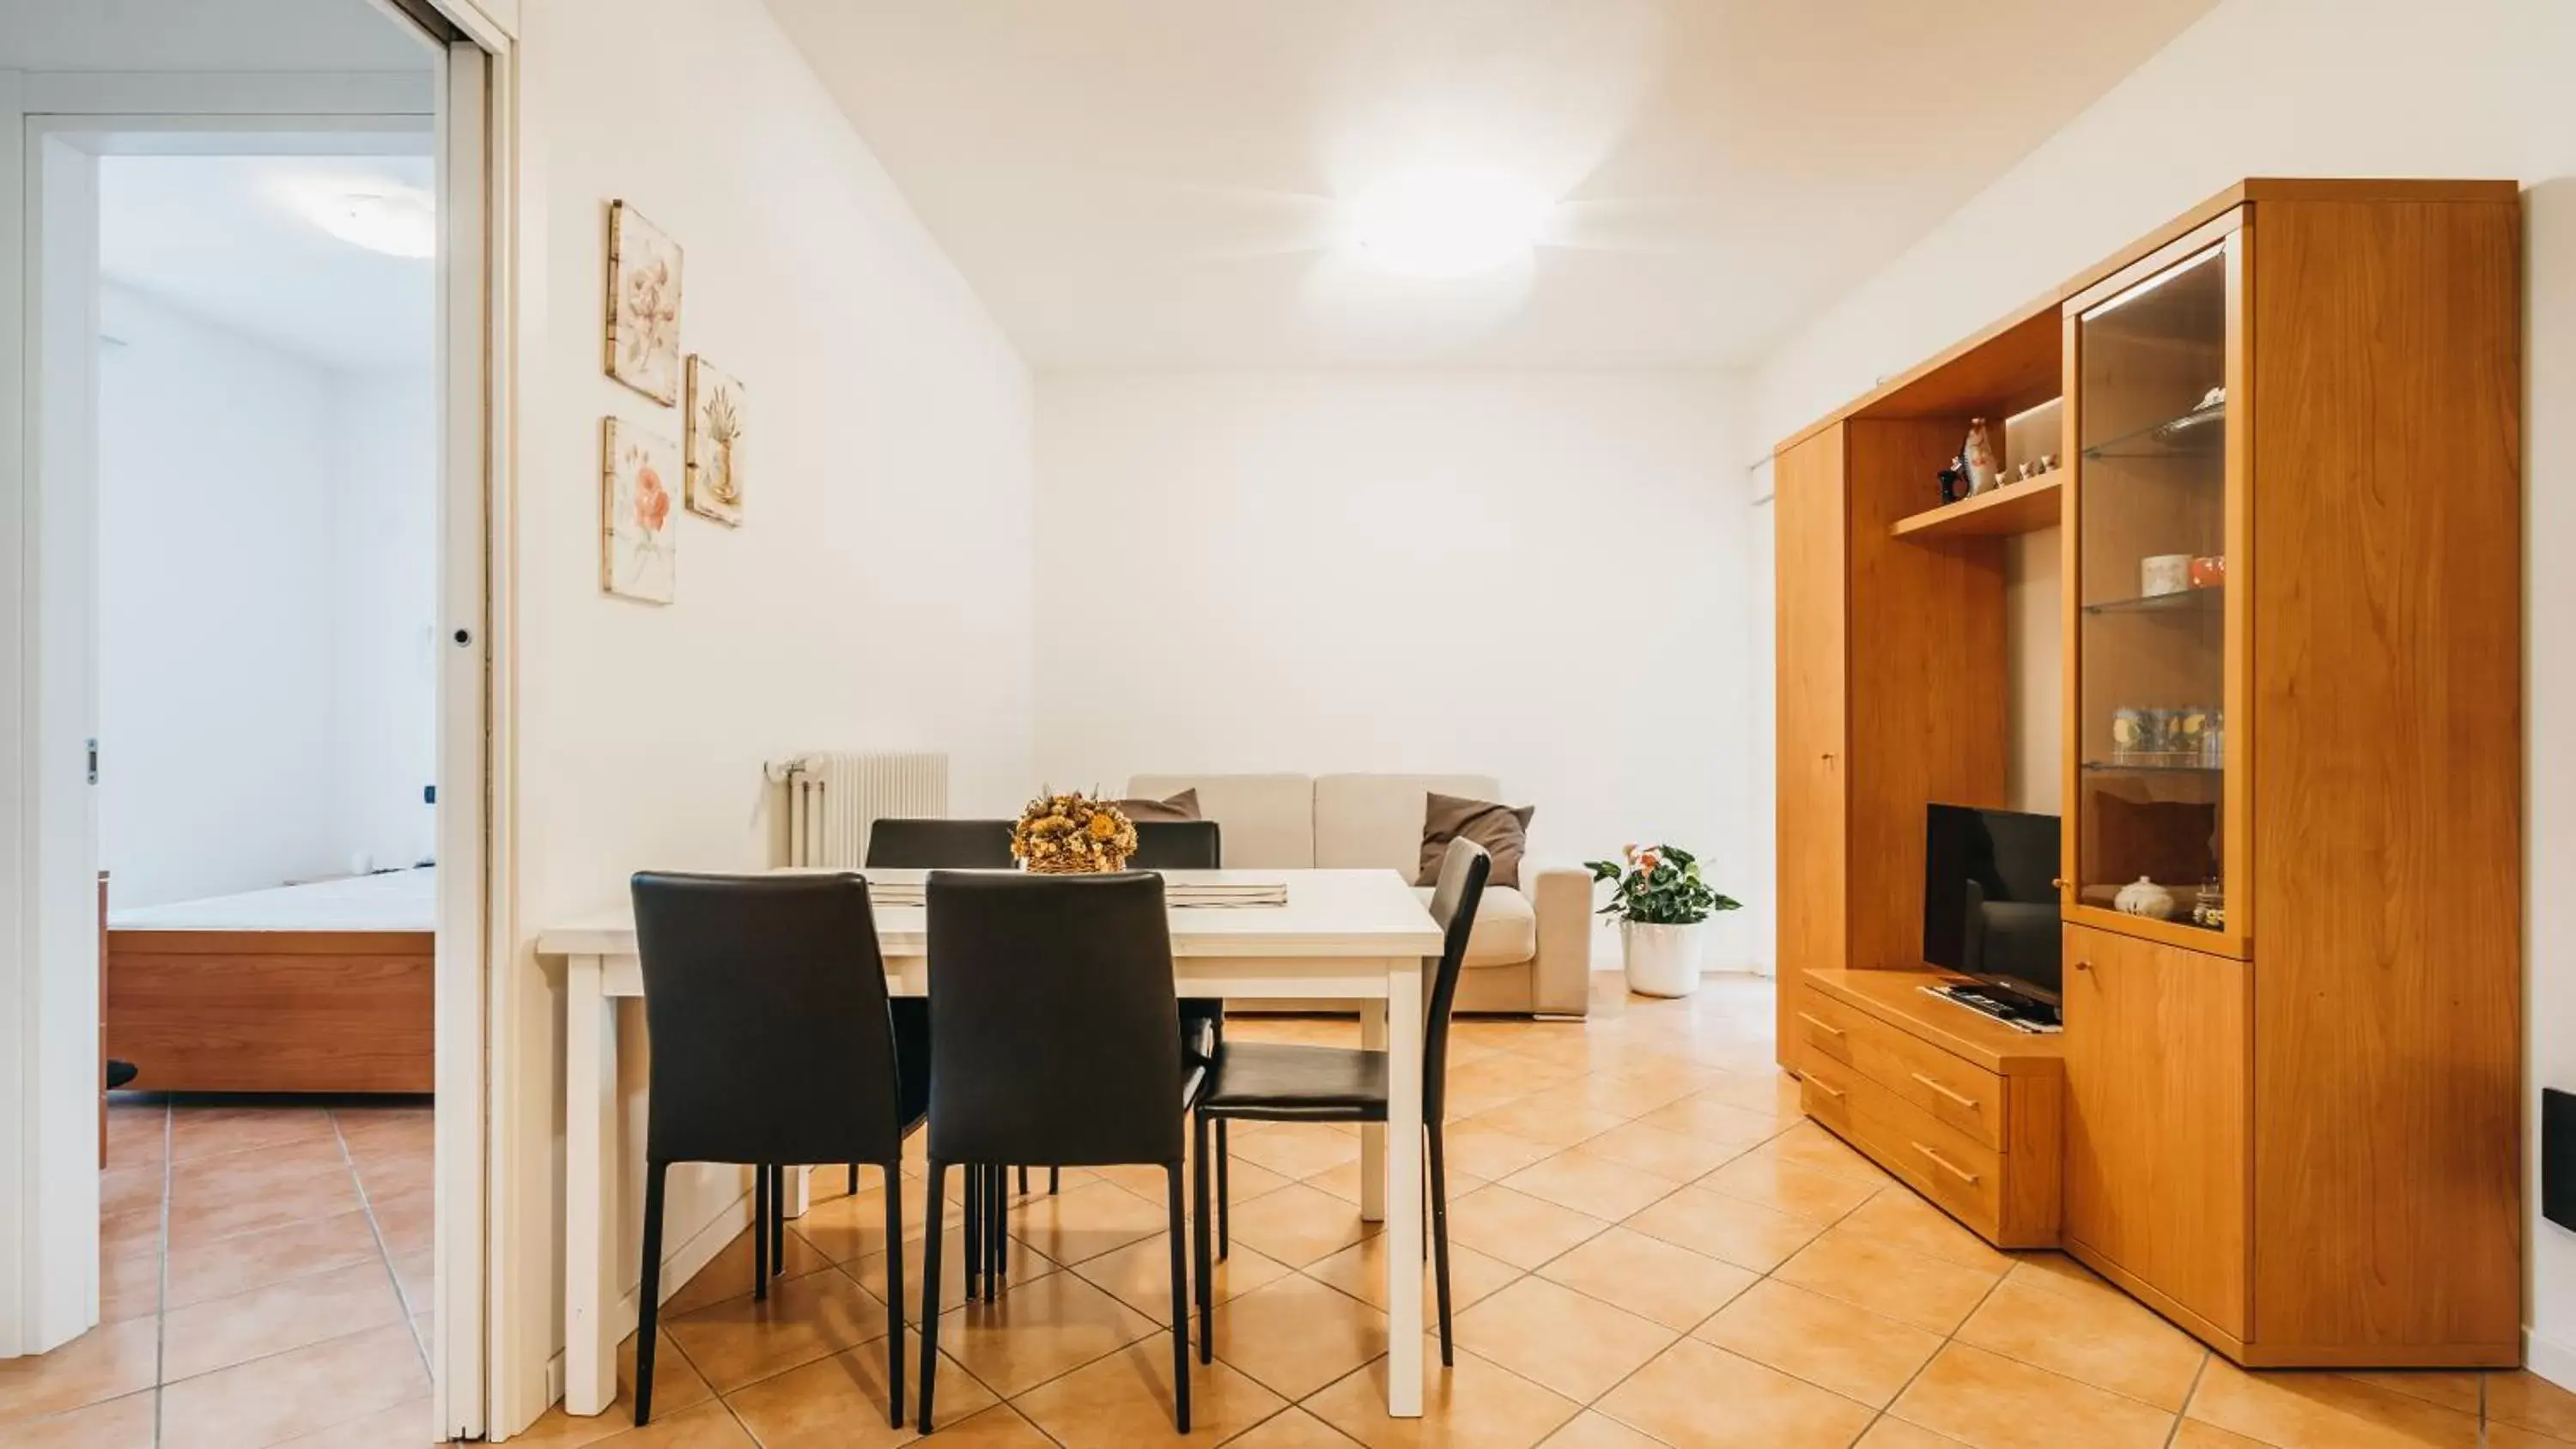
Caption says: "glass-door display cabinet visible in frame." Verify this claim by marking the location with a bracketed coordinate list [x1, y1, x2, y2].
[2065, 231, 2246, 956]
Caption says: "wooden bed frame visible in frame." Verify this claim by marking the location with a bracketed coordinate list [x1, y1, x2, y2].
[105, 927, 434, 1094]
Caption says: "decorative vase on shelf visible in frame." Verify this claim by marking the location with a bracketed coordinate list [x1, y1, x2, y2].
[1962, 417, 2000, 494]
[2114, 876, 2177, 920]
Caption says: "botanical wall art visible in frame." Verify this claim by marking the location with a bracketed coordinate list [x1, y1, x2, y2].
[605, 201, 683, 403]
[683, 355, 745, 525]
[602, 417, 678, 603]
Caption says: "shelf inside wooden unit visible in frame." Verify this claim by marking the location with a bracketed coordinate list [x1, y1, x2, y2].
[1890, 470, 2063, 540]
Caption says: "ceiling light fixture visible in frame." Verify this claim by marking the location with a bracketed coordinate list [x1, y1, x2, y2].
[293, 185, 436, 259]
[1349, 166, 1553, 279]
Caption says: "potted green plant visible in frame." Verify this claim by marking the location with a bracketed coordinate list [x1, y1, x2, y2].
[1586, 844, 1741, 997]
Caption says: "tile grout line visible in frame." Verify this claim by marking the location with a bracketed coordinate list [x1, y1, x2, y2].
[2165, 1349, 2213, 1446]
[331, 1106, 430, 1381]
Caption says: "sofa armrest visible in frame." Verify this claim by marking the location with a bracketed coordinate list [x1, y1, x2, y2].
[1524, 865, 1595, 1016]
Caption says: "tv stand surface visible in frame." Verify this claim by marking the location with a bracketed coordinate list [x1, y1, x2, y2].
[1794, 967, 2063, 1248]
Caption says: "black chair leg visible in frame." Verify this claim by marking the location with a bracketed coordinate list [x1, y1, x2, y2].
[848, 1163, 860, 1197]
[1048, 1167, 1059, 1194]
[919, 1161, 947, 1434]
[883, 1161, 905, 1428]
[986, 1166, 1006, 1301]
[1192, 1113, 1214, 1363]
[963, 1163, 982, 1300]
[1429, 1124, 1455, 1367]
[1215, 1119, 1230, 1260]
[770, 1165, 788, 1279]
[752, 1164, 771, 1299]
[635, 1161, 668, 1425]
[1018, 1165, 1029, 1195]
[1164, 1162, 1192, 1434]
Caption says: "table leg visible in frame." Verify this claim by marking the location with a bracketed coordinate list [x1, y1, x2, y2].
[1358, 999, 1388, 1222]
[1383, 958, 1425, 1416]
[563, 955, 619, 1416]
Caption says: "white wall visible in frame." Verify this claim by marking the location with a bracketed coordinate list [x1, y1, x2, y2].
[97, 283, 343, 907]
[95, 286, 437, 909]
[325, 368, 437, 876]
[1746, 0, 2576, 1384]
[498, 0, 1036, 1413]
[1035, 370, 1772, 968]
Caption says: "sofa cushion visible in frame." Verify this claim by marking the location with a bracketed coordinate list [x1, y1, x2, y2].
[1415, 792, 1532, 891]
[1315, 773, 1501, 873]
[1126, 774, 1314, 868]
[1415, 884, 1536, 968]
[1117, 787, 1200, 822]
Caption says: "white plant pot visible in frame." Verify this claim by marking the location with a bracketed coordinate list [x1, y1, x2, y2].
[1621, 920, 1705, 998]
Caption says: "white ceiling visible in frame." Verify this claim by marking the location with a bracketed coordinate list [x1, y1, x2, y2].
[0, 0, 432, 70]
[765, 0, 2215, 369]
[100, 154, 436, 372]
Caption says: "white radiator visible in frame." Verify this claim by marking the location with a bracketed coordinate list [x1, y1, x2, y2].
[778, 751, 950, 867]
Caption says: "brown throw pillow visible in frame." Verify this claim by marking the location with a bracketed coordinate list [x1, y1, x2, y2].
[2092, 792, 2218, 885]
[1416, 792, 1532, 891]
[1117, 788, 1200, 823]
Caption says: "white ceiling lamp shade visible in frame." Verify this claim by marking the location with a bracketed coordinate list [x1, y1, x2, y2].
[1347, 165, 1558, 280]
[287, 181, 437, 259]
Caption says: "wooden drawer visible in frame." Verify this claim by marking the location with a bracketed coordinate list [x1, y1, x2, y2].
[1796, 985, 2007, 1148]
[1812, 1057, 2004, 1234]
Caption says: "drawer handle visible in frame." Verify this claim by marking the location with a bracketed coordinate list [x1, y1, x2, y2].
[1913, 1143, 1982, 1186]
[1805, 1076, 1847, 1103]
[1797, 1012, 1846, 1040]
[1911, 1071, 1982, 1111]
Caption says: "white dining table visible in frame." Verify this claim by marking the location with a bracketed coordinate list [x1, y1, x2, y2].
[536, 867, 1444, 1419]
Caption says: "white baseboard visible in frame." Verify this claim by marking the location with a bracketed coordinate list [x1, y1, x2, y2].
[616, 1187, 756, 1333]
[2528, 1325, 2576, 1391]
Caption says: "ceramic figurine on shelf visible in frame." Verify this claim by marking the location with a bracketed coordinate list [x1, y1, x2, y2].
[2115, 876, 2178, 920]
[1963, 418, 2000, 494]
[1938, 458, 1968, 505]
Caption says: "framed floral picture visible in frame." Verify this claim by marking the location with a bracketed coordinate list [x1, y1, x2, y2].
[683, 355, 744, 525]
[605, 201, 683, 403]
[601, 417, 677, 603]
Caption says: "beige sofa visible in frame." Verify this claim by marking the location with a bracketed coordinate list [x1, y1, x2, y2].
[1127, 773, 1591, 1017]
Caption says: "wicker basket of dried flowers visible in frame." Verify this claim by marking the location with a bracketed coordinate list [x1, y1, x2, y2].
[1010, 791, 1139, 874]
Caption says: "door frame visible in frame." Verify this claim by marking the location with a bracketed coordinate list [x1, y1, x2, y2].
[0, 2, 520, 1438]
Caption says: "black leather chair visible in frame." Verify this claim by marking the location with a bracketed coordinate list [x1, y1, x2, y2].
[1127, 819, 1221, 872]
[918, 870, 1204, 1434]
[1188, 838, 1489, 1367]
[629, 872, 928, 1427]
[865, 817, 1014, 870]
[1127, 820, 1233, 1244]
[861, 818, 1018, 1197]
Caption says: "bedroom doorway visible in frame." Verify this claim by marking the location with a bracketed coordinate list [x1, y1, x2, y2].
[1, 1, 512, 1442]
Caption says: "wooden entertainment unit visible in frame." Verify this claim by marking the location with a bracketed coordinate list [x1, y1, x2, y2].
[1773, 179, 2524, 1368]
[1794, 968, 2062, 1249]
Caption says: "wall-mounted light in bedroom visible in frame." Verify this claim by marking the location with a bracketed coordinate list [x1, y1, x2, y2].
[1346, 165, 1555, 280]
[287, 183, 437, 259]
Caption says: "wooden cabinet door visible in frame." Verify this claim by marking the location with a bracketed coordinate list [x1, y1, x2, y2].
[1773, 429, 1846, 1070]
[2061, 921, 2247, 1338]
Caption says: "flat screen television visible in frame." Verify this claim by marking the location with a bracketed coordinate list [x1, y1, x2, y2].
[1923, 803, 2063, 1006]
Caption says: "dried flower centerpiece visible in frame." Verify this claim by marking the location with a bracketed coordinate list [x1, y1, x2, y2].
[1011, 791, 1139, 874]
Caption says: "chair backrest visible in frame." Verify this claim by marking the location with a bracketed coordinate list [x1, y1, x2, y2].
[866, 818, 1014, 869]
[924, 871, 1186, 1167]
[630, 872, 908, 1167]
[1420, 837, 1492, 1125]
[1129, 819, 1221, 870]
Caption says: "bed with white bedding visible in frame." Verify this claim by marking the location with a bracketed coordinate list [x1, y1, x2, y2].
[105, 866, 436, 1094]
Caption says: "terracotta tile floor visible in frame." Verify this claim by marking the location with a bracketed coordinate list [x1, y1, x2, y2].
[1, 1094, 434, 1447]
[15, 979, 2575, 1447]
